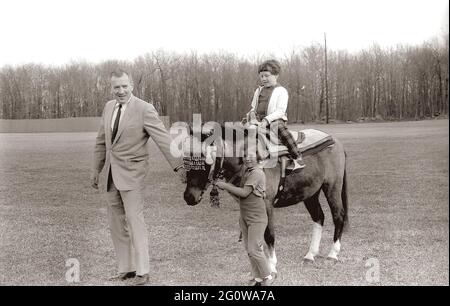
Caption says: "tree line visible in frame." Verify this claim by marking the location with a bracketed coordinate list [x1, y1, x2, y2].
[1, 37, 448, 123]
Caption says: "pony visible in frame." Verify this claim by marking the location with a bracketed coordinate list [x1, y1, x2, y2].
[182, 123, 349, 273]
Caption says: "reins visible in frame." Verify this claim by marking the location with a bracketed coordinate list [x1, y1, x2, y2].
[208, 138, 225, 207]
[204, 137, 245, 207]
[183, 130, 256, 207]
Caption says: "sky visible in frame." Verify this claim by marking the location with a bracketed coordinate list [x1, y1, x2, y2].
[1, 0, 448, 67]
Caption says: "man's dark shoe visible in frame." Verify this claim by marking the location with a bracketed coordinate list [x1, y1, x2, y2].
[108, 271, 136, 281]
[132, 274, 149, 286]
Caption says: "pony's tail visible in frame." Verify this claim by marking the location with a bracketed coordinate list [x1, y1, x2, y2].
[342, 151, 349, 232]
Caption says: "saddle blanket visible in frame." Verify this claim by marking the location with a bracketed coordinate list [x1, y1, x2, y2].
[264, 128, 335, 157]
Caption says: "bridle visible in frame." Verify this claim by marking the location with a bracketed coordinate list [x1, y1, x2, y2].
[183, 134, 243, 193]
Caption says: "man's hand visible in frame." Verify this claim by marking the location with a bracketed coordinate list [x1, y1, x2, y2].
[90, 171, 99, 189]
[175, 167, 187, 184]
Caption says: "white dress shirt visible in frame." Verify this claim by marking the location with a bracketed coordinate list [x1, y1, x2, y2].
[111, 95, 132, 130]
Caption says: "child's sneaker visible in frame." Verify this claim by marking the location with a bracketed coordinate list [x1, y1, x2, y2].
[248, 277, 263, 286]
[260, 274, 276, 286]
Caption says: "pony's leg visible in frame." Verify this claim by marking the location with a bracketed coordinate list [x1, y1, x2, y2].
[264, 200, 277, 274]
[303, 191, 325, 262]
[264, 228, 277, 274]
[323, 186, 345, 261]
[264, 233, 278, 275]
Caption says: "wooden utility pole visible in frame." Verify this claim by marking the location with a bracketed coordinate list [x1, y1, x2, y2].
[324, 32, 329, 124]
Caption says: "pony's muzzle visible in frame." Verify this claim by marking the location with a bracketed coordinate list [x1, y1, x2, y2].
[184, 188, 203, 206]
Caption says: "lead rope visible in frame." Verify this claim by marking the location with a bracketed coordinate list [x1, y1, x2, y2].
[209, 158, 221, 208]
[210, 169, 222, 208]
[210, 161, 244, 208]
[209, 140, 225, 207]
[209, 184, 220, 207]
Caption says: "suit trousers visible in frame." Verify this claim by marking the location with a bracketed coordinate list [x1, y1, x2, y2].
[105, 170, 149, 276]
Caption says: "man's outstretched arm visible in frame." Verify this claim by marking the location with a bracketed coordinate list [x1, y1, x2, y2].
[143, 103, 185, 182]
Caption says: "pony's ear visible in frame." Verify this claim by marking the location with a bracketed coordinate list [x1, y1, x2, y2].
[201, 125, 214, 141]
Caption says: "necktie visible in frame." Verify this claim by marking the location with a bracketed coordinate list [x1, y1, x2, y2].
[111, 104, 122, 143]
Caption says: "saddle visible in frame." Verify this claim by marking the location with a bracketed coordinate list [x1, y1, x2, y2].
[264, 128, 334, 156]
[256, 128, 335, 172]
[255, 128, 336, 207]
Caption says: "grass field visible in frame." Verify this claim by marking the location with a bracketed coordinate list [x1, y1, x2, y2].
[0, 119, 448, 286]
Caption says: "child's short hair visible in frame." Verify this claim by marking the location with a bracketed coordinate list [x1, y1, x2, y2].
[258, 59, 281, 75]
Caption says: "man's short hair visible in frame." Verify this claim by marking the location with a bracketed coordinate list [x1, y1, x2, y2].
[258, 59, 281, 75]
[110, 68, 131, 79]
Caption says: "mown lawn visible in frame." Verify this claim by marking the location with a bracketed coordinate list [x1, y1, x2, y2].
[0, 119, 448, 286]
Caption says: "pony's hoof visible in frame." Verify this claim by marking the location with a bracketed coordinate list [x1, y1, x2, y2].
[326, 256, 339, 264]
[302, 257, 315, 265]
[303, 253, 316, 262]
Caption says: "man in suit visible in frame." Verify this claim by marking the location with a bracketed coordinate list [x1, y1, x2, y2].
[90, 69, 186, 285]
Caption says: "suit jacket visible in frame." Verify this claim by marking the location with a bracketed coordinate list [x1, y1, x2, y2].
[246, 86, 289, 123]
[93, 95, 182, 191]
